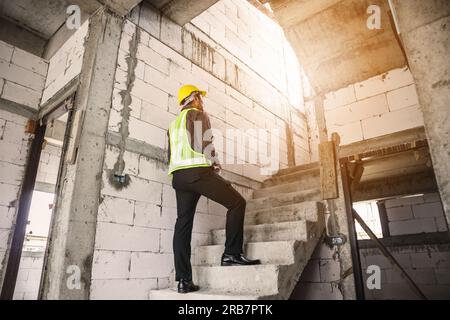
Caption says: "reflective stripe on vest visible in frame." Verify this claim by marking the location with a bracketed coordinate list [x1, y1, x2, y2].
[168, 108, 212, 175]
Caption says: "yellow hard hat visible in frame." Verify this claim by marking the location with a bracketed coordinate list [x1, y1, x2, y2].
[178, 84, 206, 105]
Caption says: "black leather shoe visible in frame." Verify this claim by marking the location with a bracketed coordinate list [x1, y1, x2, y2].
[177, 279, 200, 293]
[221, 253, 261, 266]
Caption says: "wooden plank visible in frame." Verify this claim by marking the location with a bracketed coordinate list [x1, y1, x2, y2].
[319, 141, 338, 199]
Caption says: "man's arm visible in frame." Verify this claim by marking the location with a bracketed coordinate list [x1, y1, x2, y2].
[187, 110, 219, 166]
[202, 112, 220, 166]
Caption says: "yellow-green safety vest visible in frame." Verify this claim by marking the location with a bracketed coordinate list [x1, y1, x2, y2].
[168, 108, 213, 175]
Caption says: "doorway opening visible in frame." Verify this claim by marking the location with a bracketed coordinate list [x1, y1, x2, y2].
[1, 98, 73, 300]
[343, 137, 450, 300]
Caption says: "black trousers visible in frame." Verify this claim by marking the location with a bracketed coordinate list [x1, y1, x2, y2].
[172, 167, 246, 281]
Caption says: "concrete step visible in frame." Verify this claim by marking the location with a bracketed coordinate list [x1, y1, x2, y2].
[149, 288, 263, 300]
[245, 201, 324, 225]
[211, 220, 316, 244]
[194, 241, 297, 266]
[273, 162, 319, 177]
[246, 188, 320, 211]
[263, 167, 320, 187]
[254, 178, 320, 199]
[192, 264, 285, 296]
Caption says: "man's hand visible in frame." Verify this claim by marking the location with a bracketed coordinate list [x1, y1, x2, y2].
[213, 163, 222, 173]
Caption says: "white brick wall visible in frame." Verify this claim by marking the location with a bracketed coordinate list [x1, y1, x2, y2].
[91, 1, 309, 298]
[91, 278, 157, 299]
[13, 250, 45, 300]
[292, 242, 343, 300]
[41, 21, 88, 104]
[361, 245, 450, 300]
[35, 144, 62, 186]
[385, 193, 448, 236]
[0, 41, 48, 109]
[191, 0, 301, 107]
[111, 15, 304, 175]
[324, 67, 424, 145]
[0, 109, 32, 288]
[134, 3, 306, 167]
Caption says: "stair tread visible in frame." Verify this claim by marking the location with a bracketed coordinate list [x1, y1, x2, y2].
[273, 162, 319, 177]
[254, 179, 320, 198]
[246, 188, 321, 211]
[194, 263, 285, 269]
[245, 201, 321, 215]
[249, 188, 320, 200]
[149, 288, 265, 300]
[196, 240, 296, 249]
[213, 220, 306, 233]
[194, 241, 297, 266]
[263, 167, 320, 186]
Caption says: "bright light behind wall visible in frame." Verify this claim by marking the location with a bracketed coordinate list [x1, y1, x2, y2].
[353, 201, 383, 240]
[27, 191, 54, 237]
[283, 37, 302, 110]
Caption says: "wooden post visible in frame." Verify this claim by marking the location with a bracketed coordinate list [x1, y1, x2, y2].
[319, 133, 340, 200]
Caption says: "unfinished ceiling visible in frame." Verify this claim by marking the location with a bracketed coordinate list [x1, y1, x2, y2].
[144, 0, 220, 25]
[0, 0, 70, 39]
[360, 147, 432, 182]
[268, 0, 407, 93]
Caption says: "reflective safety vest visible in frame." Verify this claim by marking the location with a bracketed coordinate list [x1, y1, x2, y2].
[168, 108, 213, 175]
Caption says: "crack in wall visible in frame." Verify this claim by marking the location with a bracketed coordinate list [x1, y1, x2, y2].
[109, 26, 141, 190]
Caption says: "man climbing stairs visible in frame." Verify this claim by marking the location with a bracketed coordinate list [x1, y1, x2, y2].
[150, 163, 325, 300]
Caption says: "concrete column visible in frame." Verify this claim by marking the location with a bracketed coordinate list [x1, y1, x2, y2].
[391, 0, 450, 226]
[40, 9, 123, 299]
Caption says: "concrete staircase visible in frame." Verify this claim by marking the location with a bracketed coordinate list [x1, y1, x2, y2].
[150, 163, 324, 300]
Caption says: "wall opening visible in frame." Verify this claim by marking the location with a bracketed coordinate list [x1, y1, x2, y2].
[2, 106, 70, 300]
[353, 201, 383, 240]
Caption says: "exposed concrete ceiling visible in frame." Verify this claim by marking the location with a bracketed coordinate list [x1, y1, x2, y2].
[145, 0, 219, 25]
[268, 0, 407, 93]
[353, 147, 437, 201]
[69, 0, 143, 15]
[0, 0, 143, 41]
[0, 0, 70, 39]
[360, 148, 432, 182]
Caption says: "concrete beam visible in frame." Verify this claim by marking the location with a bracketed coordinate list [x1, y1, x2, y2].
[353, 169, 438, 202]
[339, 127, 427, 159]
[391, 0, 450, 226]
[70, 0, 142, 16]
[39, 9, 123, 299]
[269, 0, 343, 27]
[101, 0, 143, 16]
[358, 231, 450, 249]
[155, 0, 219, 25]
